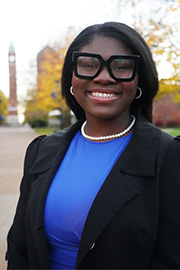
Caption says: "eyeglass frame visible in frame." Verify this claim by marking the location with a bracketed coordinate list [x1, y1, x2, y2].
[72, 51, 140, 82]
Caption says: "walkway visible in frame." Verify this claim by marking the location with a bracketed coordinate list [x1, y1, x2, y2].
[0, 126, 37, 270]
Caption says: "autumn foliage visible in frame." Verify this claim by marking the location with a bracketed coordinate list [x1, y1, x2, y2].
[23, 1, 180, 128]
[24, 45, 68, 127]
[0, 90, 8, 124]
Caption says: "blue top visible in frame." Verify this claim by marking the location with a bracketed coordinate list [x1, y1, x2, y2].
[44, 131, 132, 269]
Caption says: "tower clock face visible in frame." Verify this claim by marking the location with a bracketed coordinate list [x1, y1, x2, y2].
[9, 55, 15, 63]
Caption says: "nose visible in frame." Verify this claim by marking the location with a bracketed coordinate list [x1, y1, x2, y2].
[93, 67, 116, 84]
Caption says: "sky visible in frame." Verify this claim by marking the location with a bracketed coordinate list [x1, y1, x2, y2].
[0, 0, 124, 99]
[0, 0, 179, 105]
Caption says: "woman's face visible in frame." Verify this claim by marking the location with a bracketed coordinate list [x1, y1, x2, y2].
[71, 36, 139, 122]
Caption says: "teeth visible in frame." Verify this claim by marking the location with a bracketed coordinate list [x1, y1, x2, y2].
[91, 92, 116, 98]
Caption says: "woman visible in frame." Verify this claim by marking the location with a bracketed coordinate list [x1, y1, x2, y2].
[6, 22, 180, 269]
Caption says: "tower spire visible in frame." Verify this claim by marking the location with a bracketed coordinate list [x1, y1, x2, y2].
[7, 42, 19, 126]
[9, 41, 15, 53]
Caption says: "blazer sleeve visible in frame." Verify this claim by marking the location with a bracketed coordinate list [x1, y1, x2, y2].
[6, 135, 46, 269]
[152, 136, 180, 269]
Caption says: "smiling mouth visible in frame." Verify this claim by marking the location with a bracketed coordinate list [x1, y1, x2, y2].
[90, 92, 118, 98]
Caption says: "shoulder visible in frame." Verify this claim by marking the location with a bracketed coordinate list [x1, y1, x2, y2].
[135, 113, 175, 145]
[24, 126, 72, 164]
[26, 135, 47, 152]
[161, 134, 180, 161]
[24, 135, 47, 173]
[26, 120, 83, 152]
[35, 119, 84, 149]
[134, 113, 175, 150]
[24, 120, 84, 174]
[134, 113, 178, 166]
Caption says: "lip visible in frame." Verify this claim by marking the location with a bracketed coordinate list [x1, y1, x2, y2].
[87, 89, 121, 103]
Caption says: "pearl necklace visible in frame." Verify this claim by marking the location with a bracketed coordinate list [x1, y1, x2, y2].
[81, 115, 136, 141]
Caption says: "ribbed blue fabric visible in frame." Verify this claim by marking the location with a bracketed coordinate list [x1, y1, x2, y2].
[44, 131, 132, 269]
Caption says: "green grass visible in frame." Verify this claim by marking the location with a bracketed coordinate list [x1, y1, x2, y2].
[34, 126, 60, 136]
[34, 126, 180, 137]
[161, 128, 180, 137]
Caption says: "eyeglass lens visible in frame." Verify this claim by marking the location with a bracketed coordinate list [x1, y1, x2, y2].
[77, 56, 135, 79]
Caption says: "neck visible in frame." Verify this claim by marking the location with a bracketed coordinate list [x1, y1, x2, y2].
[81, 115, 136, 141]
[85, 113, 133, 136]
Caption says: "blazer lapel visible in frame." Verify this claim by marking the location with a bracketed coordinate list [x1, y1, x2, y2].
[26, 114, 161, 269]
[119, 113, 161, 176]
[28, 120, 84, 268]
[76, 114, 162, 268]
[76, 166, 138, 268]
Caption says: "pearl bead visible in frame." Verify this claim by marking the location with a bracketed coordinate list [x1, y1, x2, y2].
[81, 115, 136, 141]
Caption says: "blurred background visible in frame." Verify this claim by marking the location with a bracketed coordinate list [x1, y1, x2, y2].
[0, 0, 180, 132]
[0, 1, 180, 269]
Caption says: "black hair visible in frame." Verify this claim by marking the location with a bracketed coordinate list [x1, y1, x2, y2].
[61, 22, 159, 122]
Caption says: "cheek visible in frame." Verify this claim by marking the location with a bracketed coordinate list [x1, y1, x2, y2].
[71, 73, 84, 88]
[121, 83, 138, 97]
[71, 73, 87, 106]
[71, 73, 89, 98]
[122, 76, 138, 97]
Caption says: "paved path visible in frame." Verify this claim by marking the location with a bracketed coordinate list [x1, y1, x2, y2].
[0, 126, 37, 270]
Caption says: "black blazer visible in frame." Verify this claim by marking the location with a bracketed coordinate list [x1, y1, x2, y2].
[6, 114, 180, 269]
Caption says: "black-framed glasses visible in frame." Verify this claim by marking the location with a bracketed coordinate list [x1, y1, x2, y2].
[72, 52, 140, 82]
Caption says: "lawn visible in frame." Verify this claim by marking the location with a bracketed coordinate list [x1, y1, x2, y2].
[161, 128, 180, 137]
[34, 126, 60, 136]
[34, 126, 180, 137]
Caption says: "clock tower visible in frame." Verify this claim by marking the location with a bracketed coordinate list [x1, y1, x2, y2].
[7, 41, 19, 126]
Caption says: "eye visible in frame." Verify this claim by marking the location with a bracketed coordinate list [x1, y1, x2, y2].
[111, 59, 134, 71]
[77, 57, 99, 70]
[82, 62, 97, 69]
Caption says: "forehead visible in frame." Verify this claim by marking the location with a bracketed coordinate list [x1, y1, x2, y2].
[79, 36, 132, 59]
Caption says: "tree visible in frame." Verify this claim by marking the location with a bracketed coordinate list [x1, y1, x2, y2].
[23, 26, 80, 128]
[36, 46, 67, 113]
[158, 78, 180, 103]
[24, 44, 69, 128]
[153, 94, 180, 127]
[23, 88, 48, 127]
[106, 0, 180, 99]
[0, 90, 8, 124]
